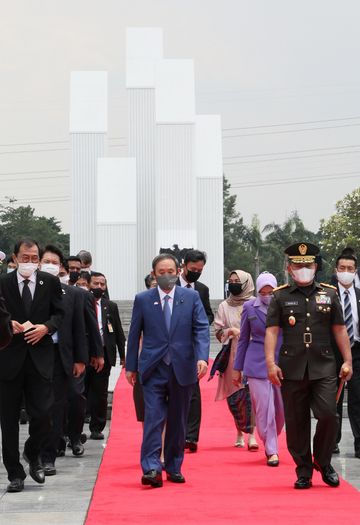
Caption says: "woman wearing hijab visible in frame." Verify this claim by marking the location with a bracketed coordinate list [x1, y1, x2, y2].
[233, 272, 284, 466]
[214, 270, 258, 449]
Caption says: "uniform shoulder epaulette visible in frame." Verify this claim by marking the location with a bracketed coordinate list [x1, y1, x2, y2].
[273, 284, 290, 292]
[320, 283, 337, 290]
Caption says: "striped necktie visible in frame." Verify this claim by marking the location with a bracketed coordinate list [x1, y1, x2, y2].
[163, 295, 171, 365]
[344, 290, 354, 347]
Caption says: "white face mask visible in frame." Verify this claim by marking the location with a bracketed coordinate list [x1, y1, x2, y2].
[291, 267, 316, 285]
[7, 267, 15, 273]
[40, 263, 60, 277]
[17, 262, 38, 278]
[77, 285, 89, 291]
[336, 271, 355, 286]
[59, 275, 70, 285]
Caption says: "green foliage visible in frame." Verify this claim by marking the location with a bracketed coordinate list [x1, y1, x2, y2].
[0, 203, 69, 258]
[319, 188, 360, 273]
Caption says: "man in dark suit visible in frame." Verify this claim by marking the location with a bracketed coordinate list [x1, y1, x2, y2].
[178, 249, 213, 452]
[0, 238, 64, 493]
[38, 245, 88, 475]
[86, 271, 126, 440]
[332, 250, 360, 458]
[126, 254, 210, 488]
[0, 291, 12, 350]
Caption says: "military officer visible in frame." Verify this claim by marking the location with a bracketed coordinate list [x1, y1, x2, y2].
[264, 242, 352, 490]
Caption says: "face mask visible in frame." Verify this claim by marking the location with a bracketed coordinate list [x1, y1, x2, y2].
[336, 271, 355, 286]
[185, 270, 202, 283]
[156, 273, 178, 292]
[40, 263, 60, 277]
[69, 271, 80, 283]
[91, 287, 104, 299]
[17, 262, 38, 278]
[77, 285, 89, 291]
[7, 267, 15, 273]
[259, 295, 272, 306]
[59, 275, 70, 285]
[228, 283, 243, 296]
[291, 268, 315, 285]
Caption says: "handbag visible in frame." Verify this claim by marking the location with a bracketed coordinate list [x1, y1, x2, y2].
[227, 384, 253, 434]
[208, 341, 232, 380]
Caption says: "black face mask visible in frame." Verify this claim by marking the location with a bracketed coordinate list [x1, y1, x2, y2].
[91, 288, 104, 299]
[228, 283, 243, 296]
[186, 270, 202, 283]
[69, 271, 80, 283]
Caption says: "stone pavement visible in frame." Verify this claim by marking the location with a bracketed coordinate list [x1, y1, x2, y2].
[1, 362, 359, 525]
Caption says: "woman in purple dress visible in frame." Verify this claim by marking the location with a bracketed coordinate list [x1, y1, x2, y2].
[233, 272, 284, 466]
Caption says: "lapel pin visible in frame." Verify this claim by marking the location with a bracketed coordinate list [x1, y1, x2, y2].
[62, 289, 66, 295]
[39, 281, 43, 285]
[154, 301, 159, 305]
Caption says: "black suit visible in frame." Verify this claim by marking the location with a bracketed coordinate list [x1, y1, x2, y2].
[86, 296, 126, 433]
[41, 284, 88, 463]
[177, 277, 213, 444]
[333, 285, 360, 450]
[0, 270, 64, 481]
[0, 291, 12, 350]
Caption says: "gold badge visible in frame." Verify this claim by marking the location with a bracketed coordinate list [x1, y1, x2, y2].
[299, 244, 307, 256]
[288, 316, 296, 326]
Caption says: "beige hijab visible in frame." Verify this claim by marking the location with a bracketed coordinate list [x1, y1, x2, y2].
[226, 270, 255, 307]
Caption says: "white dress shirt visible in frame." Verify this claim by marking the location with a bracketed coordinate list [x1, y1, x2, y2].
[17, 270, 36, 298]
[157, 286, 175, 314]
[338, 283, 360, 342]
[179, 274, 194, 289]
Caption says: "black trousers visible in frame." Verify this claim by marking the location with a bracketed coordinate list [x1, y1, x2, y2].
[0, 354, 53, 481]
[281, 371, 338, 479]
[85, 357, 111, 433]
[348, 342, 360, 451]
[185, 381, 202, 442]
[67, 371, 86, 443]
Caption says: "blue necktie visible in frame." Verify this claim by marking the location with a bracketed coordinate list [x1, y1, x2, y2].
[344, 290, 354, 347]
[163, 295, 171, 364]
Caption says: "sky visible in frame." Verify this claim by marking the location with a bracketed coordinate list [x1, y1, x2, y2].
[1, 0, 360, 234]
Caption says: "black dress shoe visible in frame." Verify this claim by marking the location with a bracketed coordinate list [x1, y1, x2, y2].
[313, 461, 340, 487]
[7, 479, 25, 493]
[71, 440, 85, 456]
[294, 476, 312, 489]
[42, 462, 57, 476]
[90, 431, 104, 440]
[141, 470, 163, 488]
[23, 452, 45, 484]
[332, 444, 340, 454]
[166, 472, 185, 483]
[80, 433, 87, 444]
[185, 440, 198, 452]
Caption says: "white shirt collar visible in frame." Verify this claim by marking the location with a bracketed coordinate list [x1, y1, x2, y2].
[17, 270, 37, 284]
[157, 285, 176, 301]
[179, 274, 194, 288]
[338, 282, 355, 297]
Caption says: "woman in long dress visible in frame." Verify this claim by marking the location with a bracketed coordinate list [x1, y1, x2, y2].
[214, 269, 258, 449]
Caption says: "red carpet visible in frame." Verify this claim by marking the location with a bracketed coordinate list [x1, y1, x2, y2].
[86, 373, 359, 525]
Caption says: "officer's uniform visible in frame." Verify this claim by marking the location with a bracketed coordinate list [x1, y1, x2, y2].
[266, 243, 345, 479]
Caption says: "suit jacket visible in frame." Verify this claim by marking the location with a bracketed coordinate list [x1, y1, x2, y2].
[0, 291, 12, 350]
[78, 289, 103, 358]
[126, 286, 210, 386]
[0, 270, 64, 380]
[234, 298, 282, 379]
[56, 284, 89, 376]
[332, 284, 360, 370]
[99, 297, 126, 366]
[177, 278, 214, 325]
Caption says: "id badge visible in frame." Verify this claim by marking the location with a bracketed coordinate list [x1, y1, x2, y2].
[107, 322, 114, 333]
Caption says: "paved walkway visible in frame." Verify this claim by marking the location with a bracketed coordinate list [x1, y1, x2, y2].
[1, 364, 359, 525]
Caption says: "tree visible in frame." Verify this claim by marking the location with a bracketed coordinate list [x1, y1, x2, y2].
[223, 176, 249, 276]
[319, 188, 360, 271]
[0, 202, 69, 257]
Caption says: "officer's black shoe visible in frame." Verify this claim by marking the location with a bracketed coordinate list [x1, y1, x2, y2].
[7, 479, 24, 493]
[42, 462, 57, 476]
[141, 470, 163, 488]
[71, 440, 85, 456]
[313, 461, 340, 487]
[332, 444, 340, 454]
[294, 477, 312, 489]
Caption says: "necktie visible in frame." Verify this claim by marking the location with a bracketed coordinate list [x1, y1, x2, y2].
[163, 295, 171, 365]
[186, 284, 191, 288]
[22, 279, 32, 318]
[344, 290, 354, 347]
